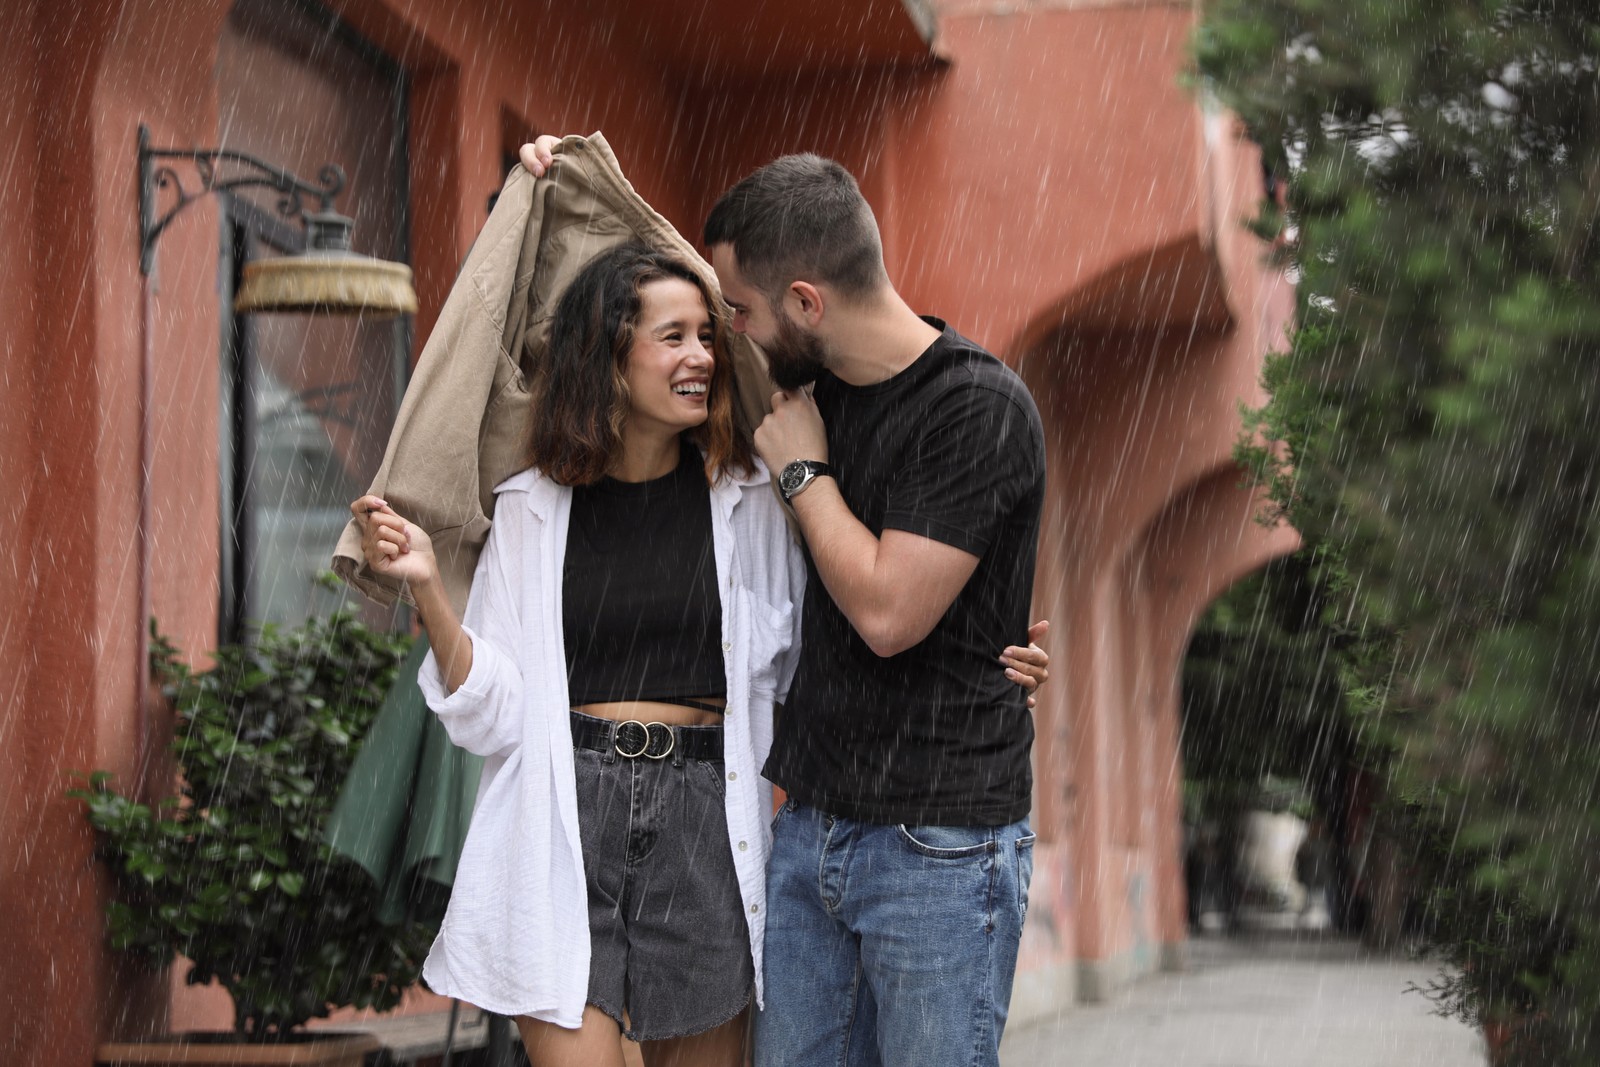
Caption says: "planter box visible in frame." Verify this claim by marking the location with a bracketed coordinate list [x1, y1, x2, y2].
[97, 1033, 380, 1067]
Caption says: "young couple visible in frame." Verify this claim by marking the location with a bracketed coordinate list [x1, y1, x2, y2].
[351, 138, 1047, 1067]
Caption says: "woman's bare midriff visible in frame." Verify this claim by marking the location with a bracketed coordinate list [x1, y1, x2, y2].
[572, 698, 726, 728]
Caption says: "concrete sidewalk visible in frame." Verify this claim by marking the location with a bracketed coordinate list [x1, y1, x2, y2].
[1000, 936, 1488, 1067]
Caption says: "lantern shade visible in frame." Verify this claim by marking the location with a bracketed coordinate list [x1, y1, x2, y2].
[234, 249, 417, 316]
[234, 210, 417, 316]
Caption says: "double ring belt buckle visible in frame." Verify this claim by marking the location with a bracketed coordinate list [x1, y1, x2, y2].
[614, 719, 675, 760]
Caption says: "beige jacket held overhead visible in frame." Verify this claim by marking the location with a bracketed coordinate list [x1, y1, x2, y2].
[331, 133, 774, 612]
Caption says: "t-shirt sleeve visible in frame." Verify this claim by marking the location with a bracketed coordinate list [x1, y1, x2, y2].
[880, 382, 1043, 557]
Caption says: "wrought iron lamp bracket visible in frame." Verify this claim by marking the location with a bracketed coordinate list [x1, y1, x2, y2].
[138, 122, 347, 276]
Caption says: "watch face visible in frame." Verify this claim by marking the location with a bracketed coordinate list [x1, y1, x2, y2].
[779, 462, 807, 496]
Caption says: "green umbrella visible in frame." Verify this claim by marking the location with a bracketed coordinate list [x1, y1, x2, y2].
[327, 636, 481, 924]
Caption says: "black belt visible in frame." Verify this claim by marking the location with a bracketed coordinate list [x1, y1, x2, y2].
[569, 711, 724, 761]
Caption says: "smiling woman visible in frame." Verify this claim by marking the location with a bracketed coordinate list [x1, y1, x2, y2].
[622, 277, 716, 447]
[524, 245, 752, 489]
[349, 241, 799, 1067]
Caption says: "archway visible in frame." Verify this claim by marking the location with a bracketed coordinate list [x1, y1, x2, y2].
[1007, 237, 1296, 1007]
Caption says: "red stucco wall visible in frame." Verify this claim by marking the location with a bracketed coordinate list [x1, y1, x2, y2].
[3, 0, 1295, 1056]
[3, 0, 704, 1056]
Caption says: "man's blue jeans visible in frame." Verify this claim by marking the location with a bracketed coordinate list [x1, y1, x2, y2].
[755, 799, 1035, 1067]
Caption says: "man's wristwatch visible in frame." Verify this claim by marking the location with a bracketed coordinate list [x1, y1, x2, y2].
[778, 460, 834, 503]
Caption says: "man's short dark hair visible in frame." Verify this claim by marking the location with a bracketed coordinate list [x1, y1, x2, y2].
[703, 154, 887, 301]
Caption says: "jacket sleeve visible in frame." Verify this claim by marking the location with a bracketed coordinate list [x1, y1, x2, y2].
[417, 502, 529, 758]
[330, 168, 544, 617]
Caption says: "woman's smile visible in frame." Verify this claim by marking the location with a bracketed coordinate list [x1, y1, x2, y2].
[625, 275, 716, 436]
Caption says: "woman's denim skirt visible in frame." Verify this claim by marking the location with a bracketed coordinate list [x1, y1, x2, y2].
[571, 711, 752, 1041]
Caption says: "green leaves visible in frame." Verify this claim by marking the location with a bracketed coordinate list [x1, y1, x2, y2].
[1199, 0, 1600, 1056]
[72, 610, 425, 1038]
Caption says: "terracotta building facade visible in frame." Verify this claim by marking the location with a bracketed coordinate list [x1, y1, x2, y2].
[0, 0, 1294, 1059]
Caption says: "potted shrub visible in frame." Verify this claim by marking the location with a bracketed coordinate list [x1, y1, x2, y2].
[75, 608, 432, 1065]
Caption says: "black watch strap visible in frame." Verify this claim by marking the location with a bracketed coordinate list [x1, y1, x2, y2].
[779, 460, 834, 502]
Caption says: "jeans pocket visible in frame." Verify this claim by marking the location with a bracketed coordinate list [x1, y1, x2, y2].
[770, 796, 792, 833]
[1016, 832, 1037, 917]
[897, 823, 997, 859]
[700, 759, 728, 801]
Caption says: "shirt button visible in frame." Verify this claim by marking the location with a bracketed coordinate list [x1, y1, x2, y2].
[728, 771, 737, 781]
[750, 904, 760, 914]
[738, 841, 748, 851]
[722, 641, 733, 652]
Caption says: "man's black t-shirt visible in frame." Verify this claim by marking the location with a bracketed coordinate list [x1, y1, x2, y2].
[763, 319, 1046, 826]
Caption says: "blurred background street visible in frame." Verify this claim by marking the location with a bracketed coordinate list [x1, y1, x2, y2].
[1001, 936, 1486, 1067]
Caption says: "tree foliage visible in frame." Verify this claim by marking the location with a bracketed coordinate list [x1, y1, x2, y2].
[1197, 0, 1600, 1059]
[1181, 548, 1364, 795]
[73, 610, 429, 1039]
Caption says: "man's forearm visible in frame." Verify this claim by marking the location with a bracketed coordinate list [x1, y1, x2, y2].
[789, 479, 907, 655]
[790, 479, 984, 658]
[754, 387, 976, 656]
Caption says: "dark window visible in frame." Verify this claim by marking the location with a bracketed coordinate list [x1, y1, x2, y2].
[216, 0, 410, 640]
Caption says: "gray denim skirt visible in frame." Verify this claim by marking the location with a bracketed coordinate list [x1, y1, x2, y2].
[571, 712, 753, 1041]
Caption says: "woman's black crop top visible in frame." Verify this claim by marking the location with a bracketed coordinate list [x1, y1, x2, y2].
[561, 439, 726, 708]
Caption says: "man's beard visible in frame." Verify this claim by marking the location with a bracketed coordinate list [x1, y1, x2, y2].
[765, 313, 829, 391]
